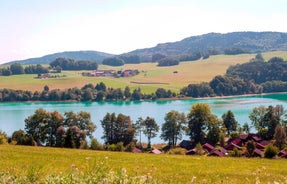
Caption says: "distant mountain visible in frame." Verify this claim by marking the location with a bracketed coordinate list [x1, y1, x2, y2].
[5, 31, 287, 65]
[129, 31, 287, 61]
[5, 51, 114, 65]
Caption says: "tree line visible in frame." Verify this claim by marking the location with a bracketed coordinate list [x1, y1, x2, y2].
[1, 103, 286, 155]
[181, 55, 287, 97]
[0, 83, 175, 102]
[0, 63, 50, 76]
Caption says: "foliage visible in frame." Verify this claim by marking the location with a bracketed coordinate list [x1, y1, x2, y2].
[226, 56, 287, 84]
[157, 57, 179, 66]
[102, 57, 125, 66]
[119, 54, 140, 64]
[24, 108, 96, 148]
[101, 113, 136, 146]
[224, 47, 250, 55]
[246, 140, 255, 157]
[0, 130, 7, 144]
[152, 53, 166, 62]
[142, 116, 159, 148]
[264, 144, 279, 158]
[167, 148, 186, 155]
[274, 124, 286, 149]
[222, 110, 238, 135]
[11, 129, 34, 145]
[230, 148, 242, 157]
[50, 57, 98, 70]
[187, 103, 219, 144]
[90, 138, 103, 150]
[160, 111, 186, 147]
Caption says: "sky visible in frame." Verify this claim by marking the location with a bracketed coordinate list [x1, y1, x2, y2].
[1, 0, 287, 64]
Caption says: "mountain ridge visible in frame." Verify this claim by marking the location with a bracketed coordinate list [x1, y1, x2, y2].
[4, 31, 287, 65]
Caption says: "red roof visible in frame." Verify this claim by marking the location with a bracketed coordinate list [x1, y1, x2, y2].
[203, 143, 214, 152]
[253, 149, 263, 157]
[225, 143, 242, 150]
[132, 147, 142, 153]
[256, 142, 266, 150]
[208, 149, 224, 157]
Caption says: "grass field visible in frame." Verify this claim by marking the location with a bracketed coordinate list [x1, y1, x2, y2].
[1, 51, 287, 94]
[0, 145, 287, 183]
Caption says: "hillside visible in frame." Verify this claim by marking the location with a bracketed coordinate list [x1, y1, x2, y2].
[5, 50, 114, 65]
[130, 31, 287, 61]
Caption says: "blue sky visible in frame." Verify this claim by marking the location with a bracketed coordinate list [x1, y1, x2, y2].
[1, 0, 287, 63]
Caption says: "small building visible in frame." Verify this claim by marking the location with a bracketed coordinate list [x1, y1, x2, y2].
[150, 148, 161, 154]
[203, 143, 214, 153]
[208, 149, 225, 157]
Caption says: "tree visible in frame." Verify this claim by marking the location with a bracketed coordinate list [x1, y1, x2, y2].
[160, 110, 186, 147]
[135, 117, 144, 146]
[222, 110, 238, 135]
[206, 122, 221, 145]
[64, 111, 96, 138]
[142, 116, 159, 149]
[187, 103, 218, 144]
[102, 57, 125, 66]
[262, 105, 280, 140]
[274, 124, 286, 149]
[10, 63, 24, 75]
[242, 122, 250, 134]
[101, 113, 135, 146]
[249, 106, 267, 131]
[24, 108, 64, 146]
[246, 140, 255, 157]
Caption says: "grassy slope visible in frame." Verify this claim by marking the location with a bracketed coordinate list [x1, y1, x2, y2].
[1, 51, 287, 94]
[0, 145, 286, 183]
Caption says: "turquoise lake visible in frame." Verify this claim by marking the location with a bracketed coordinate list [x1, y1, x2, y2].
[0, 93, 287, 143]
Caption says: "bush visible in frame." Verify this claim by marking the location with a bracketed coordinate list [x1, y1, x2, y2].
[264, 145, 279, 159]
[90, 138, 102, 150]
[0, 130, 7, 145]
[168, 148, 186, 155]
[106, 142, 124, 152]
[230, 148, 242, 157]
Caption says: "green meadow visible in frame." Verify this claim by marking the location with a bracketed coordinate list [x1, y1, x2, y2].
[1, 51, 287, 94]
[0, 145, 287, 183]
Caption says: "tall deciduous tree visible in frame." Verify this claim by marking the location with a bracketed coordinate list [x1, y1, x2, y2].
[222, 110, 238, 135]
[187, 103, 218, 144]
[249, 106, 267, 130]
[274, 124, 286, 149]
[160, 110, 186, 147]
[101, 113, 135, 146]
[142, 116, 159, 148]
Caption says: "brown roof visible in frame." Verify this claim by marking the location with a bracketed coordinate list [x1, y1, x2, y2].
[132, 147, 142, 153]
[253, 149, 263, 157]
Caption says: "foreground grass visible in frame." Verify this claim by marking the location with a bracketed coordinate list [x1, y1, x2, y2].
[0, 51, 287, 94]
[0, 145, 287, 183]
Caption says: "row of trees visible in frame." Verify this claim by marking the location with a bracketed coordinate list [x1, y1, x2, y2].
[2, 103, 286, 152]
[226, 55, 287, 84]
[0, 83, 175, 102]
[50, 57, 98, 70]
[181, 55, 287, 97]
[0, 63, 50, 76]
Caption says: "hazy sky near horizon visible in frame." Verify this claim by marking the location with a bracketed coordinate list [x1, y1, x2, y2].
[1, 0, 287, 63]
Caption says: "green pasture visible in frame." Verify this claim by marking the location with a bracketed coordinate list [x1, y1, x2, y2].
[1, 51, 287, 93]
[0, 145, 287, 183]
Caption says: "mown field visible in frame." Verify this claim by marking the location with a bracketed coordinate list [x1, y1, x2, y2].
[0, 145, 287, 183]
[1, 51, 287, 94]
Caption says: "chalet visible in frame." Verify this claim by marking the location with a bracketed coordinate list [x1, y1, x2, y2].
[255, 142, 266, 151]
[150, 148, 162, 154]
[225, 142, 242, 151]
[203, 143, 214, 153]
[122, 70, 133, 77]
[253, 149, 263, 157]
[208, 149, 225, 157]
[132, 147, 142, 153]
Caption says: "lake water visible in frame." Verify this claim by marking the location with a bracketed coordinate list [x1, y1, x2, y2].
[0, 93, 287, 143]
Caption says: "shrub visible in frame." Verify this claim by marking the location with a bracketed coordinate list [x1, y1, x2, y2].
[90, 138, 102, 150]
[168, 148, 186, 155]
[246, 140, 255, 157]
[106, 142, 124, 152]
[0, 130, 7, 145]
[264, 145, 279, 159]
[230, 148, 242, 157]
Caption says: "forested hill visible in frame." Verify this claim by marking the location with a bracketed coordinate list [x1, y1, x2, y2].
[130, 32, 287, 61]
[6, 51, 114, 65]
